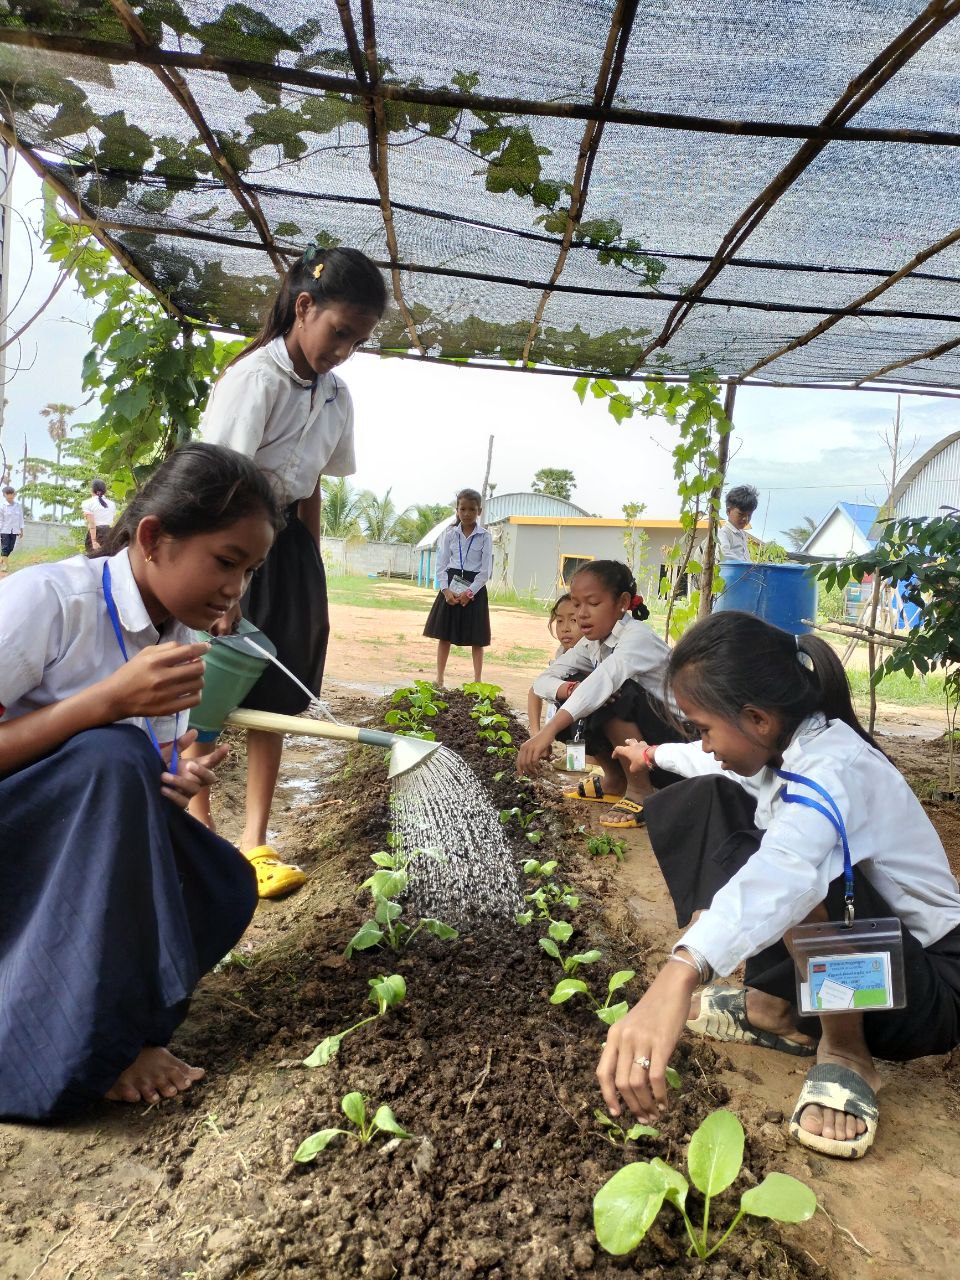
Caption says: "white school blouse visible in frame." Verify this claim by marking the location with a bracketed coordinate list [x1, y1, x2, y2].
[717, 520, 749, 561]
[0, 547, 192, 746]
[533, 615, 674, 721]
[81, 495, 117, 526]
[199, 337, 356, 506]
[433, 523, 494, 592]
[653, 715, 960, 976]
[0, 501, 23, 535]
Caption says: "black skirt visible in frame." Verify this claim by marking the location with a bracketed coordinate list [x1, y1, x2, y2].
[84, 524, 112, 553]
[561, 678, 684, 788]
[643, 774, 960, 1061]
[241, 505, 330, 714]
[423, 568, 491, 646]
[0, 724, 257, 1121]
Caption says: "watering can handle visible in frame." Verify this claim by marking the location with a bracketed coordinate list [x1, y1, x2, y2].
[225, 707, 394, 749]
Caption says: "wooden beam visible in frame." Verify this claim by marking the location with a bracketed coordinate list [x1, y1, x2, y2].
[0, 120, 189, 323]
[520, 0, 637, 363]
[105, 0, 286, 276]
[6, 29, 960, 148]
[698, 380, 736, 619]
[853, 332, 960, 387]
[628, 0, 960, 373]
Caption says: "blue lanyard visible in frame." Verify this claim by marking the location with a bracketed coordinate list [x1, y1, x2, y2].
[457, 530, 479, 571]
[102, 562, 177, 773]
[776, 768, 854, 922]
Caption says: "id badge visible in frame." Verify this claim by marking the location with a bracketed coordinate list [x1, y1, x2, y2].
[565, 741, 587, 772]
[448, 574, 471, 595]
[793, 917, 906, 1014]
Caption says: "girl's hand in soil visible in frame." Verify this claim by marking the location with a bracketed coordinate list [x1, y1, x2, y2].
[160, 729, 230, 809]
[612, 738, 654, 775]
[517, 728, 555, 775]
[597, 961, 698, 1123]
[103, 641, 210, 720]
[209, 602, 243, 636]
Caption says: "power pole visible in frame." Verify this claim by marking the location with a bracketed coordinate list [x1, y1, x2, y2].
[481, 434, 494, 503]
[0, 143, 12, 468]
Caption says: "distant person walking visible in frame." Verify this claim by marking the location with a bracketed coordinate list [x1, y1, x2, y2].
[718, 484, 759, 561]
[0, 486, 24, 572]
[82, 479, 118, 553]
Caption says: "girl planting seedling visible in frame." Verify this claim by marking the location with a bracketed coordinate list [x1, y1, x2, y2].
[423, 488, 493, 687]
[195, 244, 386, 898]
[517, 560, 683, 828]
[0, 444, 281, 1120]
[598, 611, 960, 1160]
[526, 592, 582, 733]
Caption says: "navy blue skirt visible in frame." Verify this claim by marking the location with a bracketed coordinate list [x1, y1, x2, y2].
[0, 724, 257, 1121]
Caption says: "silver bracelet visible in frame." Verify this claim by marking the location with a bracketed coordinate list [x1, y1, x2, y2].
[671, 943, 713, 984]
[667, 953, 702, 980]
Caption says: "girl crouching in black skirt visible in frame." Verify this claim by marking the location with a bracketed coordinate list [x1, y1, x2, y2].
[424, 488, 492, 686]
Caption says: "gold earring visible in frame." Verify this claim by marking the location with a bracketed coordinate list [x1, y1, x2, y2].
[145, 553, 153, 563]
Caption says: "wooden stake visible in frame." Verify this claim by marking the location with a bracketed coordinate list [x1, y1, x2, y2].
[698, 380, 736, 618]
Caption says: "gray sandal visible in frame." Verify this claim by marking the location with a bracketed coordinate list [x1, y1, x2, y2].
[686, 985, 816, 1057]
[789, 1062, 879, 1159]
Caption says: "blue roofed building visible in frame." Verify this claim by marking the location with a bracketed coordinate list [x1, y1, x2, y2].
[800, 502, 878, 559]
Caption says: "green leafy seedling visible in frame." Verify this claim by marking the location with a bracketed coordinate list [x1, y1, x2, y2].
[586, 832, 627, 862]
[293, 1090, 413, 1162]
[302, 974, 406, 1067]
[549, 967, 634, 1025]
[463, 680, 504, 701]
[593, 1109, 659, 1145]
[593, 1109, 816, 1259]
[346, 850, 458, 957]
[523, 858, 558, 878]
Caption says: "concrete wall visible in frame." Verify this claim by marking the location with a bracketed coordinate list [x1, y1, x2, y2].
[21, 519, 76, 552]
[494, 524, 686, 600]
[321, 537, 414, 578]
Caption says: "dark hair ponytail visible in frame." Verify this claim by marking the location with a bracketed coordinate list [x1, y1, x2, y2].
[231, 245, 387, 367]
[91, 478, 108, 508]
[572, 559, 649, 621]
[669, 611, 878, 748]
[92, 443, 284, 559]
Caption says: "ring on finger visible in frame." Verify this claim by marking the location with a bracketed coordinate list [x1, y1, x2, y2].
[633, 1056, 651, 1070]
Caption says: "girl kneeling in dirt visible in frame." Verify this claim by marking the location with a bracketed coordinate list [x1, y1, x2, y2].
[0, 444, 281, 1121]
[598, 611, 960, 1160]
[517, 560, 683, 828]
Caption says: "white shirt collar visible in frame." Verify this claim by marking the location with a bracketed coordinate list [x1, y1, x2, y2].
[106, 547, 161, 639]
[266, 335, 316, 389]
[584, 612, 629, 658]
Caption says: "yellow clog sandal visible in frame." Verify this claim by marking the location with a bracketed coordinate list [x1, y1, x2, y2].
[599, 798, 645, 828]
[244, 846, 307, 899]
[562, 776, 625, 804]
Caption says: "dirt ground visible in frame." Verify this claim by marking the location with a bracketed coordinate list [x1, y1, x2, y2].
[1, 610, 958, 1279]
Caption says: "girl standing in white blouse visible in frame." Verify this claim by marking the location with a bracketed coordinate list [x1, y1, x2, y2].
[82, 479, 117, 553]
[423, 488, 494, 686]
[599, 611, 960, 1162]
[196, 245, 386, 898]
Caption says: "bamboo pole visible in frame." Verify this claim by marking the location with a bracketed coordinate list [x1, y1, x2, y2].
[6, 29, 960, 149]
[854, 331, 960, 387]
[629, 0, 960, 372]
[698, 381, 736, 618]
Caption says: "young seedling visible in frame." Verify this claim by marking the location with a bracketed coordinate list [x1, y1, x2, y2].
[293, 1091, 413, 1162]
[586, 832, 627, 862]
[550, 967, 635, 1025]
[463, 680, 504, 701]
[594, 1109, 660, 1145]
[522, 858, 558, 878]
[540, 922, 602, 978]
[523, 880, 580, 918]
[384, 680, 447, 739]
[346, 849, 458, 957]
[302, 973, 406, 1067]
[593, 1109, 816, 1260]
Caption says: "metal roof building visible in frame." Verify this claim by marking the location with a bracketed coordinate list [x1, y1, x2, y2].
[890, 431, 960, 521]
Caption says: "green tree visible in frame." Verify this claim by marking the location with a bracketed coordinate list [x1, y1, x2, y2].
[21, 419, 130, 527]
[532, 468, 576, 500]
[622, 501, 651, 594]
[320, 476, 362, 538]
[358, 487, 402, 542]
[391, 502, 453, 545]
[39, 402, 75, 518]
[781, 516, 818, 550]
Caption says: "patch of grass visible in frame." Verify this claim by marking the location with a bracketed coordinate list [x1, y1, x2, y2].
[487, 586, 554, 614]
[326, 575, 434, 611]
[5, 540, 80, 573]
[847, 668, 946, 707]
[498, 644, 551, 668]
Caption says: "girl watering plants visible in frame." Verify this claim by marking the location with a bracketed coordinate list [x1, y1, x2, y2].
[0, 443, 281, 1121]
[423, 487, 493, 687]
[517, 559, 683, 827]
[194, 244, 386, 898]
[598, 611, 960, 1160]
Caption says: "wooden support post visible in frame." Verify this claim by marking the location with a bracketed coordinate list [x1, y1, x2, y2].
[481, 434, 494, 504]
[698, 380, 736, 619]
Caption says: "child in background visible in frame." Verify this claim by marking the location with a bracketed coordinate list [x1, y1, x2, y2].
[195, 244, 386, 897]
[517, 560, 683, 827]
[424, 488, 493, 687]
[0, 443, 281, 1120]
[527, 593, 581, 733]
[717, 483, 759, 560]
[0, 485, 24, 572]
[599, 611, 960, 1161]
[82, 478, 118, 553]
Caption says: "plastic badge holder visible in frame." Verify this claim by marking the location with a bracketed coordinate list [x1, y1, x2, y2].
[565, 741, 587, 772]
[448, 574, 472, 595]
[793, 917, 906, 1015]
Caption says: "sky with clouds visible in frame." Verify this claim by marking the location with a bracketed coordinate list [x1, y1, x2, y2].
[3, 163, 958, 543]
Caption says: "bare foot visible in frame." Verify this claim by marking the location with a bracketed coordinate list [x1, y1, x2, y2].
[105, 1047, 205, 1105]
[797, 1050, 880, 1144]
[688, 986, 817, 1050]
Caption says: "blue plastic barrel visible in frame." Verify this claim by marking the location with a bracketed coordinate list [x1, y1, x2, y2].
[715, 561, 818, 635]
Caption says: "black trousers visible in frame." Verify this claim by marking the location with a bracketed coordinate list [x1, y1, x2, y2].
[643, 774, 960, 1061]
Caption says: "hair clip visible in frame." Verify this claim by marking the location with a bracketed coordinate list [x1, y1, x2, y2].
[313, 262, 324, 279]
[631, 593, 643, 609]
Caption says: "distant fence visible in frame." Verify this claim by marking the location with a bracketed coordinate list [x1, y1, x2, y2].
[321, 537, 414, 578]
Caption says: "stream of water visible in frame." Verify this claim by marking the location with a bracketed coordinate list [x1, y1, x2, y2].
[391, 744, 521, 925]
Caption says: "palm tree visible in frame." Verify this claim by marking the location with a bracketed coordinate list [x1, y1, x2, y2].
[391, 502, 454, 545]
[40, 403, 75, 520]
[358, 487, 402, 542]
[320, 476, 362, 538]
[781, 515, 818, 551]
